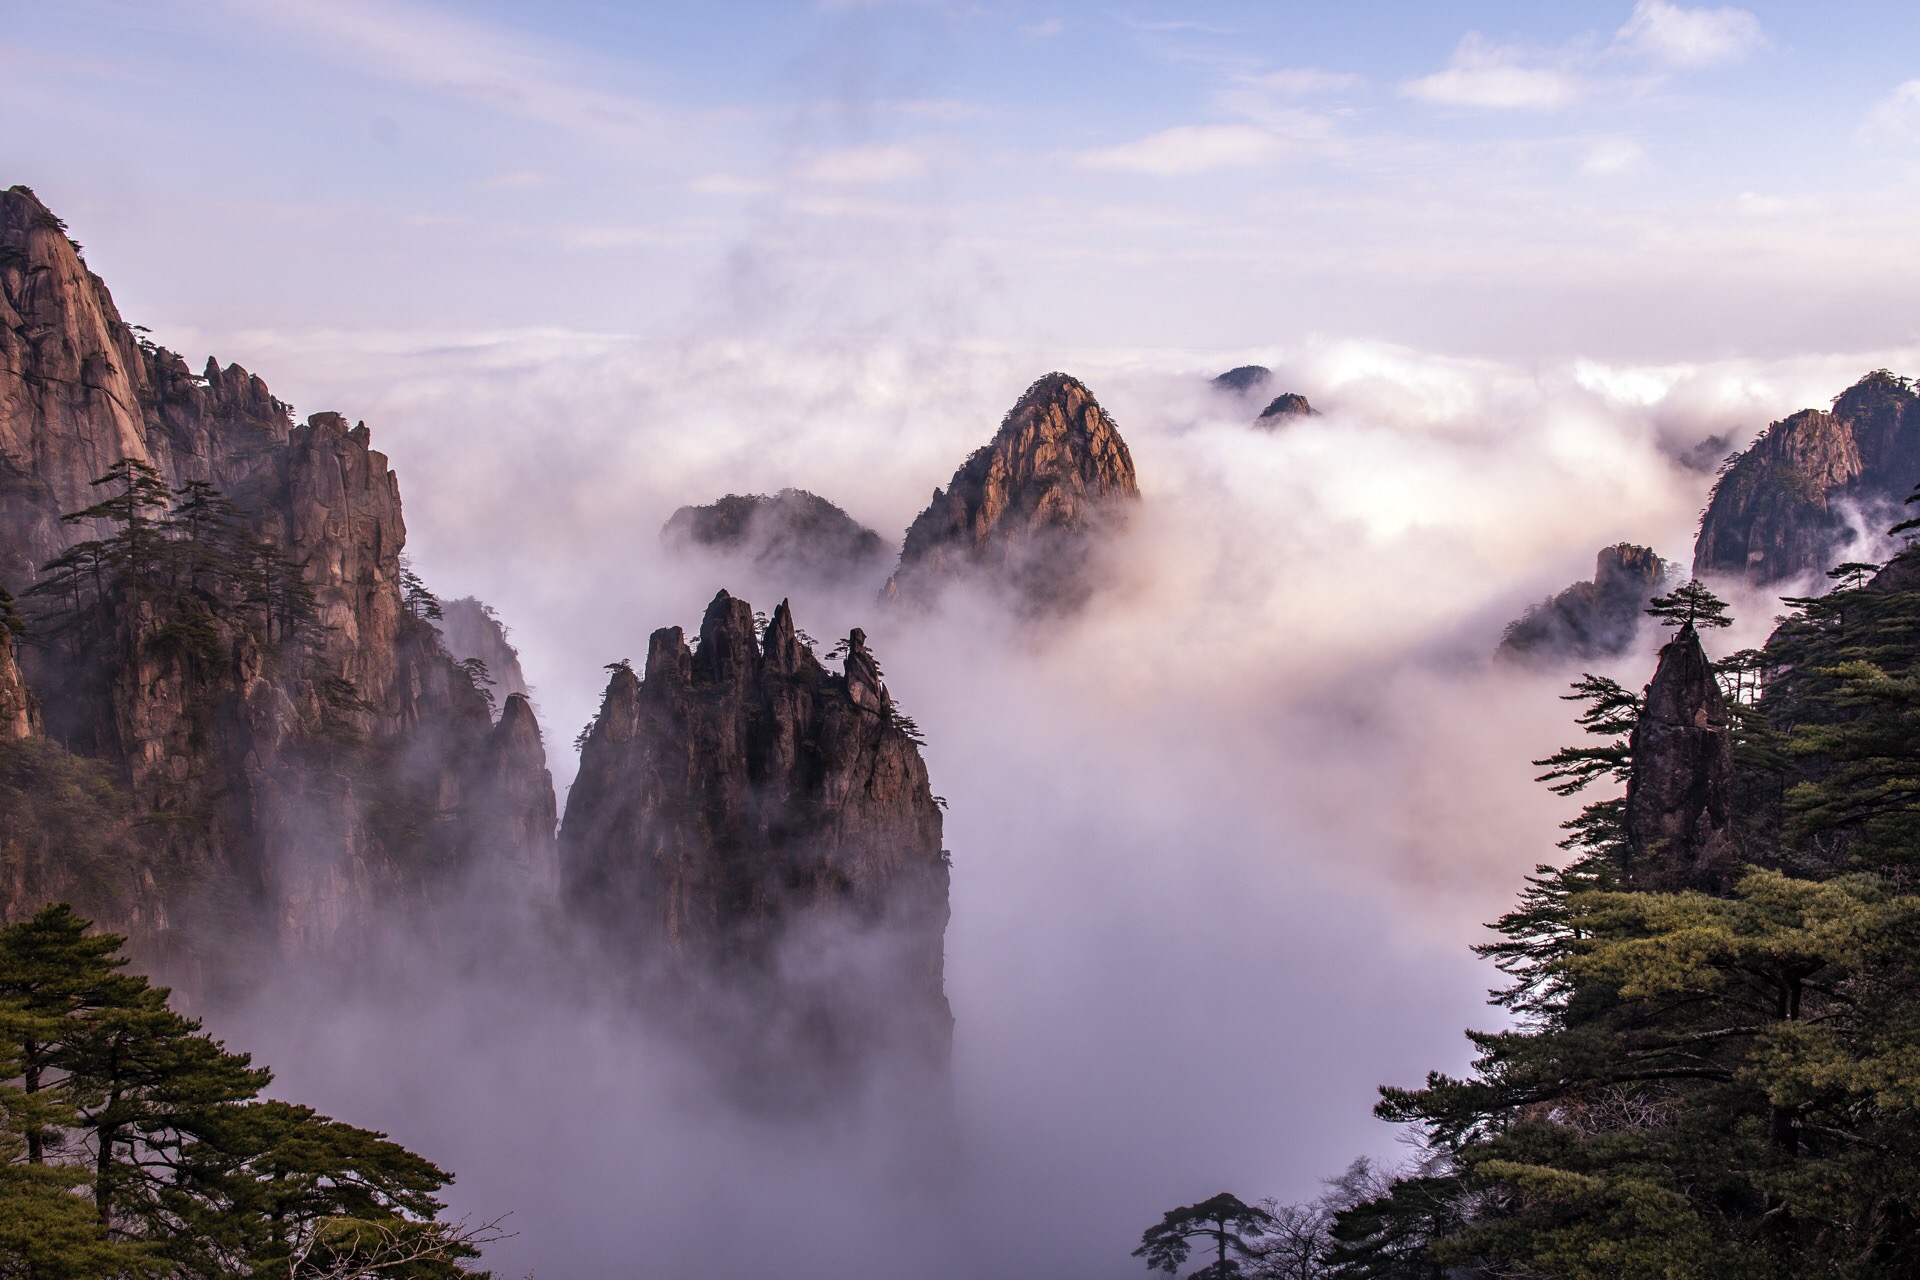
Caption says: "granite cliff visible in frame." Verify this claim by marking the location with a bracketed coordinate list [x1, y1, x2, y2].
[887, 372, 1139, 612]
[559, 590, 950, 1100]
[1257, 393, 1319, 424]
[436, 595, 532, 701]
[662, 488, 886, 587]
[0, 186, 557, 979]
[1500, 544, 1672, 662]
[1694, 370, 1920, 586]
[1623, 623, 1736, 891]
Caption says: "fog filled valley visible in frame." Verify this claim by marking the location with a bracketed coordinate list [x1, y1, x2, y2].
[17, 3, 1920, 1277]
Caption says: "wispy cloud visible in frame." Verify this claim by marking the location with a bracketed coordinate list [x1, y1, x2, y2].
[1612, 0, 1766, 68]
[1075, 124, 1287, 175]
[1402, 35, 1584, 111]
[1581, 136, 1647, 175]
[1251, 67, 1366, 98]
[475, 169, 551, 191]
[203, 0, 668, 144]
[1860, 80, 1920, 145]
[798, 144, 928, 184]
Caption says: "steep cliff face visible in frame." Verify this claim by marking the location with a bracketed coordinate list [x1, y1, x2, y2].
[1500, 544, 1672, 662]
[662, 488, 886, 587]
[887, 372, 1139, 612]
[1693, 371, 1920, 586]
[0, 186, 557, 974]
[560, 591, 949, 1098]
[1624, 624, 1736, 891]
[0, 618, 35, 739]
[436, 596, 532, 700]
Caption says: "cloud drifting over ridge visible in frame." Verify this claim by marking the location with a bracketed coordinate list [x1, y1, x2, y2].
[160, 324, 1920, 1277]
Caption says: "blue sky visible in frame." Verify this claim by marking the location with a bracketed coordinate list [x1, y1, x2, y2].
[10, 0, 1920, 359]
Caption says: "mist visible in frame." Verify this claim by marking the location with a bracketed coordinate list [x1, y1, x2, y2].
[153, 330, 1910, 1278]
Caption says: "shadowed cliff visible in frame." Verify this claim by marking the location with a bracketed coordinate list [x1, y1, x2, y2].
[0, 185, 558, 985]
[560, 590, 950, 1107]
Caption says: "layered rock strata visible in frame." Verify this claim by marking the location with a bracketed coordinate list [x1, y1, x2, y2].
[887, 372, 1139, 612]
[1500, 544, 1672, 662]
[1694, 370, 1920, 586]
[560, 591, 950, 1099]
[1624, 624, 1736, 891]
[0, 186, 557, 976]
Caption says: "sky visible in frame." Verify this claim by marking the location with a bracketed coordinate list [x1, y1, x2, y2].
[11, 3, 1920, 1276]
[8, 0, 1920, 358]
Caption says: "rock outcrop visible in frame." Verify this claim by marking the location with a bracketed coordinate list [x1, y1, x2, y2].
[1212, 365, 1271, 395]
[661, 489, 886, 587]
[0, 611, 35, 740]
[0, 186, 558, 978]
[436, 596, 532, 701]
[1694, 370, 1920, 586]
[1624, 624, 1736, 891]
[887, 372, 1139, 612]
[1499, 544, 1672, 662]
[1257, 393, 1319, 423]
[560, 591, 950, 1101]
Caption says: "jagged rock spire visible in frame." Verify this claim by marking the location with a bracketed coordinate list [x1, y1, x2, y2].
[1624, 623, 1736, 890]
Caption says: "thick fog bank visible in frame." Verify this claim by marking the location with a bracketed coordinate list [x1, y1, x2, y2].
[196, 334, 1918, 1277]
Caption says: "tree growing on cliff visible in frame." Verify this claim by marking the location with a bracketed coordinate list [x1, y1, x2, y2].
[1644, 578, 1731, 631]
[1136, 1193, 1279, 1278]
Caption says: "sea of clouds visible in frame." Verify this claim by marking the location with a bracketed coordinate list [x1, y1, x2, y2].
[190, 327, 1917, 1277]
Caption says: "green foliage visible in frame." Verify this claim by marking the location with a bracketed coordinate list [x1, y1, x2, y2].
[0, 905, 492, 1279]
[400, 561, 443, 623]
[1645, 578, 1733, 631]
[1322, 549, 1920, 1278]
[20, 459, 321, 656]
[0, 738, 144, 928]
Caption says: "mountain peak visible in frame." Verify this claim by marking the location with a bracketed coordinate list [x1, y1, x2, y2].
[887, 372, 1139, 612]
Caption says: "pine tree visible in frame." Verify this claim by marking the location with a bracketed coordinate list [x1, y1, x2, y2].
[1644, 578, 1732, 631]
[1136, 1193, 1279, 1279]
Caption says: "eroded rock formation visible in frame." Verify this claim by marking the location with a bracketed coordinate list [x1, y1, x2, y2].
[560, 590, 950, 1100]
[887, 372, 1139, 612]
[1500, 544, 1672, 662]
[1624, 624, 1736, 891]
[1694, 370, 1920, 586]
[662, 488, 886, 587]
[0, 186, 557, 978]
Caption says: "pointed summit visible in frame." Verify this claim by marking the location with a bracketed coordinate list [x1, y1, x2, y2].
[1623, 623, 1736, 890]
[887, 372, 1139, 612]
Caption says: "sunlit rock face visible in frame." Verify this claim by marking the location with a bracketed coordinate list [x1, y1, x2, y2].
[1694, 370, 1920, 586]
[560, 590, 951, 1105]
[1499, 543, 1673, 662]
[1624, 624, 1736, 892]
[887, 371, 1140, 613]
[661, 488, 887, 587]
[0, 186, 557, 981]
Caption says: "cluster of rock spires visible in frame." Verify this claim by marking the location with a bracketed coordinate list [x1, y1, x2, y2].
[0, 184, 558, 983]
[560, 591, 950, 1100]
